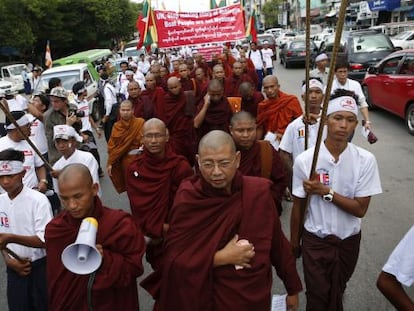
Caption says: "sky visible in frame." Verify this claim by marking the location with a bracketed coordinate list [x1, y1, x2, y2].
[130, 0, 233, 12]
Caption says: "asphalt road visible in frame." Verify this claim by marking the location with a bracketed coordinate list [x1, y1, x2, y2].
[0, 60, 413, 310]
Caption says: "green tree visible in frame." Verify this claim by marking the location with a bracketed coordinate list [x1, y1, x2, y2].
[262, 0, 282, 28]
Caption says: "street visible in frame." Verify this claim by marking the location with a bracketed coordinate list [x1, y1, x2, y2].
[0, 60, 413, 310]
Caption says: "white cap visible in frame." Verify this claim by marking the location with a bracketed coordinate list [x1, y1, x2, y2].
[315, 53, 328, 63]
[53, 125, 83, 142]
[327, 96, 358, 117]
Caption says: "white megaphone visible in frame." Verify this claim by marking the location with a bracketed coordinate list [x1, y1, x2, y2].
[61, 217, 102, 275]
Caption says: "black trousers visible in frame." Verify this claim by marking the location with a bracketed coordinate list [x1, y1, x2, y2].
[7, 257, 47, 311]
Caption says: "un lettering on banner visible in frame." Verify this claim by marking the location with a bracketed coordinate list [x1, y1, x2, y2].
[154, 4, 246, 48]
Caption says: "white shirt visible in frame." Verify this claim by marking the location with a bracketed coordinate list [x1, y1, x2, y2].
[331, 78, 368, 109]
[310, 68, 330, 86]
[382, 225, 414, 287]
[0, 136, 44, 191]
[116, 72, 127, 93]
[279, 116, 321, 161]
[133, 70, 145, 84]
[7, 95, 28, 112]
[53, 149, 101, 197]
[120, 79, 145, 99]
[27, 114, 48, 155]
[261, 48, 274, 69]
[138, 60, 150, 75]
[0, 186, 53, 261]
[248, 50, 264, 70]
[74, 98, 93, 133]
[293, 142, 382, 239]
[103, 82, 117, 116]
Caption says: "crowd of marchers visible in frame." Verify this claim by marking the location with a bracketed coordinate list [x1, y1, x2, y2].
[0, 41, 413, 311]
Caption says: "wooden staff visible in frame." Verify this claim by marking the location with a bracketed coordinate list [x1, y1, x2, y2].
[304, 0, 311, 150]
[0, 99, 53, 171]
[297, 0, 349, 240]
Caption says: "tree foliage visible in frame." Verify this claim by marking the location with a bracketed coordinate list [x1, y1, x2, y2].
[0, 0, 142, 63]
[262, 0, 282, 28]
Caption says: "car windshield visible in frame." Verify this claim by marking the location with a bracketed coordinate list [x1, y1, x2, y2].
[8, 65, 26, 76]
[290, 41, 306, 49]
[38, 70, 80, 92]
[352, 34, 393, 53]
[392, 31, 412, 40]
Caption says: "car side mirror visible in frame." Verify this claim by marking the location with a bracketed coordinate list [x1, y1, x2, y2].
[368, 66, 378, 74]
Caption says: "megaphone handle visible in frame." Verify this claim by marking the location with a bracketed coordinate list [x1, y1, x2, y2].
[87, 271, 96, 311]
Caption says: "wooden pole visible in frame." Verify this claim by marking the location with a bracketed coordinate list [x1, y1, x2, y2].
[304, 0, 311, 150]
[0, 100, 53, 171]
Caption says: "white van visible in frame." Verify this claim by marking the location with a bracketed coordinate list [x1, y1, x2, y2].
[265, 28, 284, 38]
[0, 64, 27, 93]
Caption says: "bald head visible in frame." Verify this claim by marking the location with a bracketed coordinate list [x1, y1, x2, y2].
[263, 75, 278, 85]
[142, 118, 167, 134]
[142, 118, 169, 157]
[230, 111, 256, 126]
[198, 130, 236, 154]
[58, 163, 93, 187]
[167, 76, 181, 95]
[208, 79, 224, 92]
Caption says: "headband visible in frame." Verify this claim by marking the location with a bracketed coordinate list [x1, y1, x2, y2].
[301, 79, 324, 95]
[327, 96, 358, 117]
[6, 114, 30, 130]
[0, 160, 24, 176]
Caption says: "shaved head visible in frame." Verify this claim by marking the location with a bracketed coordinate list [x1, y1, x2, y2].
[198, 130, 236, 154]
[263, 75, 278, 85]
[208, 79, 224, 92]
[167, 77, 181, 95]
[230, 111, 256, 126]
[142, 118, 167, 134]
[59, 163, 93, 186]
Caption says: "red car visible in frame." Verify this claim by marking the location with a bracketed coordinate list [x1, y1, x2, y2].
[362, 49, 414, 135]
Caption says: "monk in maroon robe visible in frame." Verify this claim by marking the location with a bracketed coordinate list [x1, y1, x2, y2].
[229, 111, 288, 214]
[45, 164, 145, 311]
[239, 81, 264, 118]
[224, 61, 254, 97]
[127, 80, 155, 120]
[125, 119, 193, 300]
[239, 56, 259, 89]
[194, 79, 233, 143]
[178, 63, 197, 96]
[141, 73, 165, 104]
[156, 77, 196, 165]
[158, 131, 302, 310]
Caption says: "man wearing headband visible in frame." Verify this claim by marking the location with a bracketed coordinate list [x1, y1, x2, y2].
[290, 90, 382, 310]
[0, 111, 48, 193]
[310, 53, 330, 85]
[51, 124, 101, 198]
[279, 78, 325, 180]
[0, 149, 53, 311]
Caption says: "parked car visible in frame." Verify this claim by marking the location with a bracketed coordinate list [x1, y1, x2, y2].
[276, 32, 297, 47]
[391, 30, 414, 50]
[257, 34, 277, 60]
[0, 64, 27, 93]
[279, 40, 318, 68]
[319, 30, 399, 81]
[362, 49, 414, 135]
[264, 28, 284, 39]
[0, 79, 13, 96]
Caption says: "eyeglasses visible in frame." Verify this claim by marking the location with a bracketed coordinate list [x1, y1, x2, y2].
[199, 158, 236, 170]
[142, 133, 166, 140]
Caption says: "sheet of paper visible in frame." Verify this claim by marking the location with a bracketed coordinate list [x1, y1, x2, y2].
[361, 126, 369, 138]
[271, 294, 287, 311]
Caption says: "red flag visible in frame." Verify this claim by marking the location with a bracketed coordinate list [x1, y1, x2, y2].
[246, 9, 257, 43]
[136, 0, 151, 49]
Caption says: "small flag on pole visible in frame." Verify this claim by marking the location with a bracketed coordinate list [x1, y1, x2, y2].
[45, 41, 52, 68]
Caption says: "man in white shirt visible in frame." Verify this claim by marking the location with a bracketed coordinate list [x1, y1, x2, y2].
[310, 53, 330, 85]
[51, 125, 101, 198]
[377, 225, 414, 310]
[331, 60, 372, 131]
[0, 111, 47, 193]
[261, 40, 274, 76]
[101, 73, 118, 141]
[290, 91, 382, 310]
[0, 148, 53, 311]
[248, 42, 265, 91]
[137, 54, 150, 75]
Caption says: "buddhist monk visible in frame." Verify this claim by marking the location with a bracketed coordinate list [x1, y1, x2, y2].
[159, 130, 302, 310]
[178, 63, 197, 95]
[224, 61, 253, 97]
[194, 79, 233, 143]
[107, 100, 145, 193]
[229, 111, 288, 214]
[157, 77, 196, 165]
[238, 81, 264, 118]
[125, 118, 193, 299]
[239, 55, 259, 89]
[256, 75, 303, 148]
[127, 80, 155, 120]
[45, 164, 145, 310]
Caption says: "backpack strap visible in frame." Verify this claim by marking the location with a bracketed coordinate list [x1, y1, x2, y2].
[258, 140, 272, 179]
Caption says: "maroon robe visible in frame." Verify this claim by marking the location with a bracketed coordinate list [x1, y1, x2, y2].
[195, 96, 233, 142]
[224, 74, 254, 97]
[244, 68, 259, 89]
[129, 96, 155, 120]
[157, 90, 196, 165]
[238, 141, 288, 214]
[180, 77, 196, 94]
[159, 173, 302, 310]
[241, 91, 264, 118]
[45, 197, 145, 311]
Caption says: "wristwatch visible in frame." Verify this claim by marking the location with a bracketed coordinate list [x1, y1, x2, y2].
[322, 188, 334, 202]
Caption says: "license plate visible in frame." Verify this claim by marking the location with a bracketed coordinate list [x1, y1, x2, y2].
[299, 52, 306, 56]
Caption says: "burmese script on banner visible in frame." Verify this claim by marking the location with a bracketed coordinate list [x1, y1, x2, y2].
[154, 4, 246, 48]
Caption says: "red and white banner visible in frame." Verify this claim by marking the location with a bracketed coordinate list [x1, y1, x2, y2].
[154, 4, 245, 48]
[194, 46, 223, 62]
